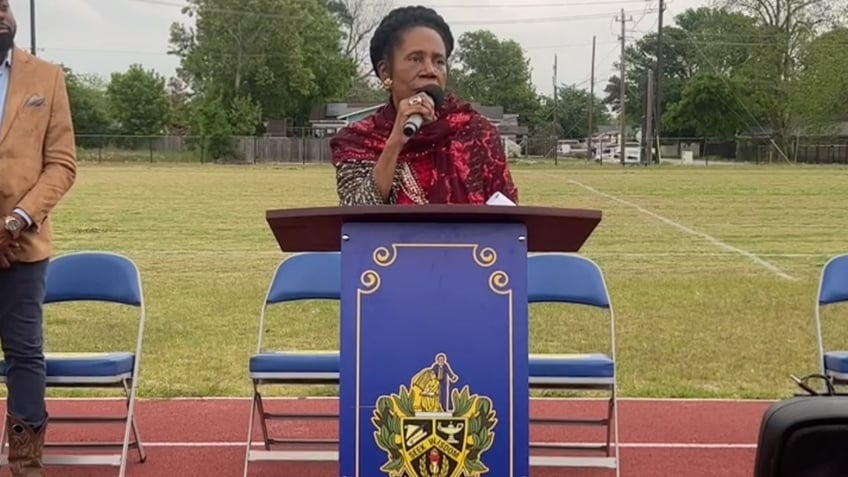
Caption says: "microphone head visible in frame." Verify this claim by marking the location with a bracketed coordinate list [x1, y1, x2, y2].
[418, 85, 446, 110]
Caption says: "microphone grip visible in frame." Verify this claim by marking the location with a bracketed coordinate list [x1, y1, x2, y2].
[403, 114, 424, 137]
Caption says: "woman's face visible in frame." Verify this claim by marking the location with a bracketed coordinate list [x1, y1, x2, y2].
[381, 26, 448, 105]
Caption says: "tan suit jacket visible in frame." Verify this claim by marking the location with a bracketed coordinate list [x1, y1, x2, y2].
[0, 48, 77, 263]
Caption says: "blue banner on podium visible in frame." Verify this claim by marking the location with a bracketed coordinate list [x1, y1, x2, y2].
[339, 222, 529, 477]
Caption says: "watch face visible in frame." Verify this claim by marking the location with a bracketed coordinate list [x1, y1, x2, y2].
[5, 217, 19, 231]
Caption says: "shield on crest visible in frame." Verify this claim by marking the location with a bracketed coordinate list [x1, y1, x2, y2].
[400, 416, 469, 477]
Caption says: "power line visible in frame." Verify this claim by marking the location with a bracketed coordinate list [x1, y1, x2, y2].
[125, 0, 651, 8]
[122, 0, 643, 24]
[26, 39, 621, 57]
[453, 11, 644, 26]
[404, 0, 652, 5]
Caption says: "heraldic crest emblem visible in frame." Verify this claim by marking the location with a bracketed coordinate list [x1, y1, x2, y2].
[371, 353, 498, 477]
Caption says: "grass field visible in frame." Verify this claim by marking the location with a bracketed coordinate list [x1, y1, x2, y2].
[22, 161, 848, 400]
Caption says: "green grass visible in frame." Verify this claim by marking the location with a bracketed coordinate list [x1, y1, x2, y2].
[20, 160, 848, 400]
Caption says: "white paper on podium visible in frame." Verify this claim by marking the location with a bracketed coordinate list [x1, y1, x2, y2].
[486, 191, 516, 206]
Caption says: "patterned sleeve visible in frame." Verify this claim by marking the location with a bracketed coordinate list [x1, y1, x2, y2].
[330, 121, 399, 206]
[335, 162, 399, 206]
[482, 121, 519, 204]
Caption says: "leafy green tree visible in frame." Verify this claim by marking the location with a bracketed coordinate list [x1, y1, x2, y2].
[720, 0, 842, 158]
[169, 0, 357, 130]
[663, 73, 751, 139]
[63, 67, 113, 147]
[543, 84, 610, 139]
[791, 28, 848, 133]
[449, 30, 541, 126]
[166, 76, 192, 135]
[106, 64, 170, 137]
[603, 26, 689, 129]
[604, 7, 767, 136]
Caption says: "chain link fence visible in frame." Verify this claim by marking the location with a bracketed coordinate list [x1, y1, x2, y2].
[74, 134, 848, 165]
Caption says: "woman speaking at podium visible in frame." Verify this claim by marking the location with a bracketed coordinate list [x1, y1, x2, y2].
[330, 5, 519, 206]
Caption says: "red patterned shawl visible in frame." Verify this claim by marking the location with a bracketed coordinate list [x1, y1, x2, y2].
[330, 94, 518, 205]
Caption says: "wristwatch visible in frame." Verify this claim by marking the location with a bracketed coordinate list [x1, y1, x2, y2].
[4, 215, 22, 236]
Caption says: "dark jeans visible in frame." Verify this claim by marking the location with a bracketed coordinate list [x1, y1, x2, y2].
[0, 259, 48, 431]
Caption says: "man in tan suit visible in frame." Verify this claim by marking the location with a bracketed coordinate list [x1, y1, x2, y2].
[0, 1, 77, 475]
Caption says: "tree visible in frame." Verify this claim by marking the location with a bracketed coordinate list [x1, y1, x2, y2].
[719, 0, 844, 158]
[603, 7, 768, 136]
[673, 7, 766, 77]
[603, 26, 689, 131]
[347, 76, 389, 102]
[166, 76, 191, 135]
[449, 30, 541, 126]
[183, 90, 264, 162]
[327, 0, 394, 80]
[168, 0, 357, 131]
[663, 73, 751, 139]
[791, 27, 848, 133]
[106, 64, 170, 137]
[543, 85, 610, 139]
[63, 67, 113, 145]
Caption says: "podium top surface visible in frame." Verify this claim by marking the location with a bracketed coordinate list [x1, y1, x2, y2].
[266, 205, 602, 253]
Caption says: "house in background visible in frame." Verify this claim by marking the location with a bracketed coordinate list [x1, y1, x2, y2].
[307, 101, 528, 146]
[305, 102, 385, 137]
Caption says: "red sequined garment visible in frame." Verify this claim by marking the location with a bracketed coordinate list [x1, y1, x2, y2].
[330, 94, 519, 206]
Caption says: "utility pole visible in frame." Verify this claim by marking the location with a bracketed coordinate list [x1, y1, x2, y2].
[552, 54, 558, 165]
[587, 35, 596, 162]
[644, 69, 653, 166]
[654, 0, 665, 162]
[616, 9, 631, 166]
[30, 0, 36, 56]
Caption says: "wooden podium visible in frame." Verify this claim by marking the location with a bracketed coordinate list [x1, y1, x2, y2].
[265, 205, 602, 477]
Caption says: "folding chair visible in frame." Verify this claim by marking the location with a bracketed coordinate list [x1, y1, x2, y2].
[244, 252, 342, 477]
[815, 253, 848, 388]
[526, 253, 620, 476]
[0, 251, 147, 477]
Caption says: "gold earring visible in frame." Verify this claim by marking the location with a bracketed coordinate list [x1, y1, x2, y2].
[382, 78, 393, 90]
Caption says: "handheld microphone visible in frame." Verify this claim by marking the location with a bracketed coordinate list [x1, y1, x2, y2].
[403, 85, 446, 137]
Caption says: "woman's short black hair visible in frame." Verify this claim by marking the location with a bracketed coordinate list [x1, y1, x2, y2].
[369, 5, 455, 79]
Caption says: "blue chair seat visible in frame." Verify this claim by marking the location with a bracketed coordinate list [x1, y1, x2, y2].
[529, 353, 615, 379]
[824, 351, 848, 376]
[250, 351, 341, 376]
[0, 352, 135, 378]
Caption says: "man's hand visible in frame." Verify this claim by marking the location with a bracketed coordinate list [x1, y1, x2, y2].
[0, 241, 19, 269]
[0, 227, 12, 250]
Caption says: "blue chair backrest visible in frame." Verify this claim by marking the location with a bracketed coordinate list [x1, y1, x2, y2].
[266, 253, 341, 305]
[528, 254, 610, 309]
[44, 252, 142, 307]
[819, 254, 848, 307]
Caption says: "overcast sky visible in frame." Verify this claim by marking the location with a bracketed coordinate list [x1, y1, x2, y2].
[9, 0, 709, 97]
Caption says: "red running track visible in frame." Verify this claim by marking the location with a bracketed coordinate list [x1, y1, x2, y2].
[0, 397, 772, 477]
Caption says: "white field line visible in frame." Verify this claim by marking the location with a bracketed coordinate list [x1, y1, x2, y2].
[568, 180, 798, 281]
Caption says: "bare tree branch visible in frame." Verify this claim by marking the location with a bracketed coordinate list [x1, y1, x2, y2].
[335, 0, 394, 78]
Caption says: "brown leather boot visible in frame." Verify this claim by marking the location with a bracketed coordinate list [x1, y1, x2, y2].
[6, 414, 46, 477]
